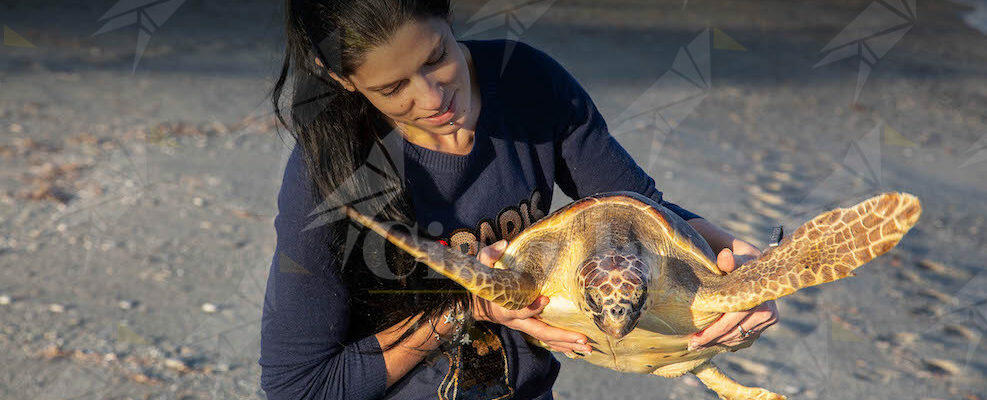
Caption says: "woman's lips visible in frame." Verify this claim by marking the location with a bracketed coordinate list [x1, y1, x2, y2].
[423, 91, 456, 124]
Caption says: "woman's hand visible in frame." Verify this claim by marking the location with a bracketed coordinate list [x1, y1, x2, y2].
[687, 241, 780, 350]
[471, 240, 593, 356]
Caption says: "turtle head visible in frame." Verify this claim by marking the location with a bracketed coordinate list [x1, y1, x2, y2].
[578, 250, 649, 339]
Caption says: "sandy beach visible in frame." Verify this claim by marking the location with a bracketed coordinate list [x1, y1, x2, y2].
[1, 0, 985, 399]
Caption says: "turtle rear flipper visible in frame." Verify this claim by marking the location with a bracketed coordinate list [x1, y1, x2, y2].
[344, 206, 542, 310]
[691, 361, 787, 400]
[692, 192, 921, 313]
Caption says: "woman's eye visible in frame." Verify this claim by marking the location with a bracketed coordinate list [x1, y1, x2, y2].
[425, 48, 447, 66]
[380, 47, 446, 97]
[381, 83, 401, 97]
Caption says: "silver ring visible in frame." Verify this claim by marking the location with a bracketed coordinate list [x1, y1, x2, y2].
[739, 325, 751, 339]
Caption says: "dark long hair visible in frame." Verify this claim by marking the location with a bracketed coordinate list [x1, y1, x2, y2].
[271, 0, 473, 353]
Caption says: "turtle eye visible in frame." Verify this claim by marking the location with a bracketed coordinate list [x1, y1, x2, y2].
[586, 291, 601, 309]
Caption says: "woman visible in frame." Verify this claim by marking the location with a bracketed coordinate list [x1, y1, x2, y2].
[260, 1, 779, 399]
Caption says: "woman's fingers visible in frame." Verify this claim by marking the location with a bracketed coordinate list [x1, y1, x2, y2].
[509, 317, 591, 353]
[746, 301, 779, 333]
[512, 296, 550, 319]
[688, 311, 751, 350]
[474, 240, 597, 355]
[473, 293, 549, 324]
[545, 340, 590, 353]
[499, 295, 549, 320]
[690, 301, 779, 349]
[477, 240, 508, 267]
[717, 241, 762, 273]
[716, 248, 737, 273]
[739, 301, 778, 337]
[719, 314, 766, 347]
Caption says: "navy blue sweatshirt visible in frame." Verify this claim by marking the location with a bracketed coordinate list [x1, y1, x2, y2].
[259, 39, 702, 400]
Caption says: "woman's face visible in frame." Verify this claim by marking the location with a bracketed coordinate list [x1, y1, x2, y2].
[329, 17, 474, 136]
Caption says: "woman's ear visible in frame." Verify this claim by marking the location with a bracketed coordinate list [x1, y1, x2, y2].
[318, 61, 356, 92]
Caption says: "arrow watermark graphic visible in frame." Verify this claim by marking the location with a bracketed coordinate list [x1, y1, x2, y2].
[783, 312, 834, 398]
[51, 136, 153, 275]
[181, 250, 269, 399]
[93, 0, 187, 72]
[959, 133, 987, 168]
[789, 120, 906, 222]
[460, 0, 558, 75]
[302, 131, 405, 264]
[3, 25, 36, 48]
[918, 273, 987, 388]
[814, 0, 916, 103]
[297, 129, 450, 281]
[610, 28, 712, 172]
[37, 360, 115, 400]
[863, 270, 987, 397]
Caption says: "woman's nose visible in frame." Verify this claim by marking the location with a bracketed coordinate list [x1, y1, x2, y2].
[414, 76, 445, 112]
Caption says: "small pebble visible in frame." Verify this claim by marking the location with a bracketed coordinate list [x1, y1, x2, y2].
[118, 300, 133, 310]
[201, 303, 218, 313]
[48, 303, 65, 313]
[41, 344, 62, 359]
[0, 295, 10, 305]
[163, 358, 189, 372]
[130, 373, 153, 384]
[192, 197, 204, 207]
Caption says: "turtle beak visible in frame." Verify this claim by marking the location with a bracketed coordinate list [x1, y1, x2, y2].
[598, 304, 641, 339]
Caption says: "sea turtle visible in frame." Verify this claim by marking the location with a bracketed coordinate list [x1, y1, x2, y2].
[343, 191, 921, 399]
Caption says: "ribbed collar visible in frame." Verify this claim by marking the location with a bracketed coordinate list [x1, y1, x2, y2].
[403, 40, 500, 174]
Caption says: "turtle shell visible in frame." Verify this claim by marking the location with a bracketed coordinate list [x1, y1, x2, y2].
[344, 190, 919, 398]
[496, 191, 728, 375]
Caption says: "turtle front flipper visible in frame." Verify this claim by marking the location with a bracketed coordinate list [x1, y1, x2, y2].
[692, 192, 921, 313]
[343, 206, 542, 310]
[691, 361, 786, 400]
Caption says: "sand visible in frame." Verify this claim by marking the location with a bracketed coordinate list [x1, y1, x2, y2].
[1, 0, 984, 398]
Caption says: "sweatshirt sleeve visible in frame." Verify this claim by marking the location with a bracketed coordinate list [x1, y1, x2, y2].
[259, 146, 388, 400]
[521, 42, 703, 221]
